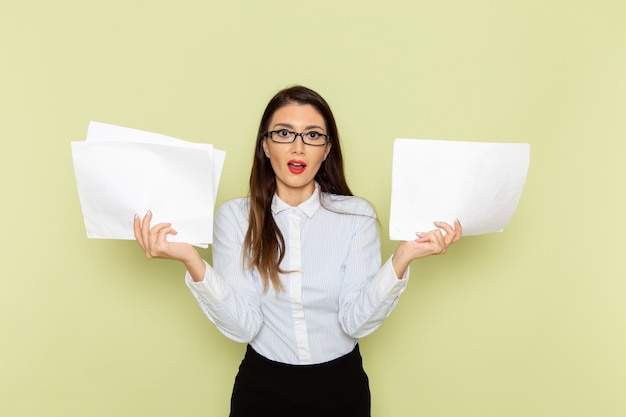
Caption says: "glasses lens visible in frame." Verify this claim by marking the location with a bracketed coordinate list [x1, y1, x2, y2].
[272, 129, 294, 142]
[303, 132, 328, 146]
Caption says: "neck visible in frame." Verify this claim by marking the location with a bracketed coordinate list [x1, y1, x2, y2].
[275, 183, 315, 207]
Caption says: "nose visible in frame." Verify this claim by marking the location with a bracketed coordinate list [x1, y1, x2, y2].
[291, 133, 306, 153]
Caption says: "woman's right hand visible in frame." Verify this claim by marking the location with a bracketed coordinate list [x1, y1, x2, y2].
[133, 211, 206, 281]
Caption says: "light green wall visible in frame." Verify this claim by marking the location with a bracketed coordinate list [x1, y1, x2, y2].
[2, 0, 625, 416]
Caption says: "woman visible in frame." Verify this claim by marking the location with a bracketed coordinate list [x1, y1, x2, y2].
[134, 85, 461, 416]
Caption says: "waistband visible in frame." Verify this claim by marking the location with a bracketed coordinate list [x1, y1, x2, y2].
[242, 343, 363, 377]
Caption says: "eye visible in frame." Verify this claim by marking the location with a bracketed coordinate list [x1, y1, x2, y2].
[306, 131, 322, 140]
[277, 129, 292, 138]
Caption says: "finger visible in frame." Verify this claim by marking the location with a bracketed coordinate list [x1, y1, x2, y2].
[433, 222, 453, 247]
[140, 211, 154, 249]
[434, 221, 454, 235]
[432, 229, 448, 254]
[415, 232, 436, 244]
[452, 219, 463, 243]
[415, 230, 437, 243]
[421, 229, 447, 254]
[148, 223, 172, 253]
[133, 214, 145, 249]
[442, 219, 462, 245]
[434, 221, 460, 247]
[156, 224, 174, 244]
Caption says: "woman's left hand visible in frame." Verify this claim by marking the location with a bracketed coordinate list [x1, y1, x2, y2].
[391, 219, 462, 278]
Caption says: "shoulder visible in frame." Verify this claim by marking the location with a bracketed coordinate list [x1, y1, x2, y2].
[215, 197, 250, 221]
[321, 193, 377, 218]
[213, 198, 250, 246]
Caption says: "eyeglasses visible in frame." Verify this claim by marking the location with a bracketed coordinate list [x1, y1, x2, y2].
[265, 129, 330, 146]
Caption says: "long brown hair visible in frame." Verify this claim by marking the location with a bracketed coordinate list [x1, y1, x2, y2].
[244, 85, 352, 291]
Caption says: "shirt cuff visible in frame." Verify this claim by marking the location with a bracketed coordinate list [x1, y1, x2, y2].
[184, 260, 226, 303]
[375, 256, 409, 301]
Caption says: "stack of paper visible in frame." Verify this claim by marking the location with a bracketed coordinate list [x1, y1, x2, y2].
[71, 122, 225, 247]
[389, 138, 530, 240]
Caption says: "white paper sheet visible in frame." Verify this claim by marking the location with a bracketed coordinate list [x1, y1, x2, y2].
[389, 138, 530, 240]
[72, 122, 225, 245]
[86, 121, 226, 203]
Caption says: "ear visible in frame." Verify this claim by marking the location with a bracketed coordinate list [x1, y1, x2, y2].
[323, 142, 332, 160]
[262, 138, 270, 158]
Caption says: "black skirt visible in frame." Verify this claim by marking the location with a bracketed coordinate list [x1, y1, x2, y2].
[230, 344, 371, 417]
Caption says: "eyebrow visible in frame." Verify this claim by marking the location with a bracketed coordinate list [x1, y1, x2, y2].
[271, 122, 326, 132]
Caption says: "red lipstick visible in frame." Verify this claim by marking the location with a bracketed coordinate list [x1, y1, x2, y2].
[287, 159, 307, 174]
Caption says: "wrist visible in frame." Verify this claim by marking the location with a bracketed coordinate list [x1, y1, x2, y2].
[182, 252, 206, 282]
[391, 245, 411, 279]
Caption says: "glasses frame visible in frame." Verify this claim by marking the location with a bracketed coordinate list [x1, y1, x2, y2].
[265, 129, 330, 147]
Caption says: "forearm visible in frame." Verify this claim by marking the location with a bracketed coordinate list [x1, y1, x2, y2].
[182, 251, 207, 282]
[185, 264, 263, 343]
[391, 242, 414, 278]
[340, 258, 409, 338]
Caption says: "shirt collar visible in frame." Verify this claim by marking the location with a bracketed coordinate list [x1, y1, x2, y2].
[271, 183, 322, 218]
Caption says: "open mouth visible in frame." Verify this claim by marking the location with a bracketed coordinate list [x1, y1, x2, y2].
[288, 160, 307, 174]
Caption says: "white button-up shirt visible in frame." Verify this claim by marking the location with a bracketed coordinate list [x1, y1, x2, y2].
[186, 185, 409, 365]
